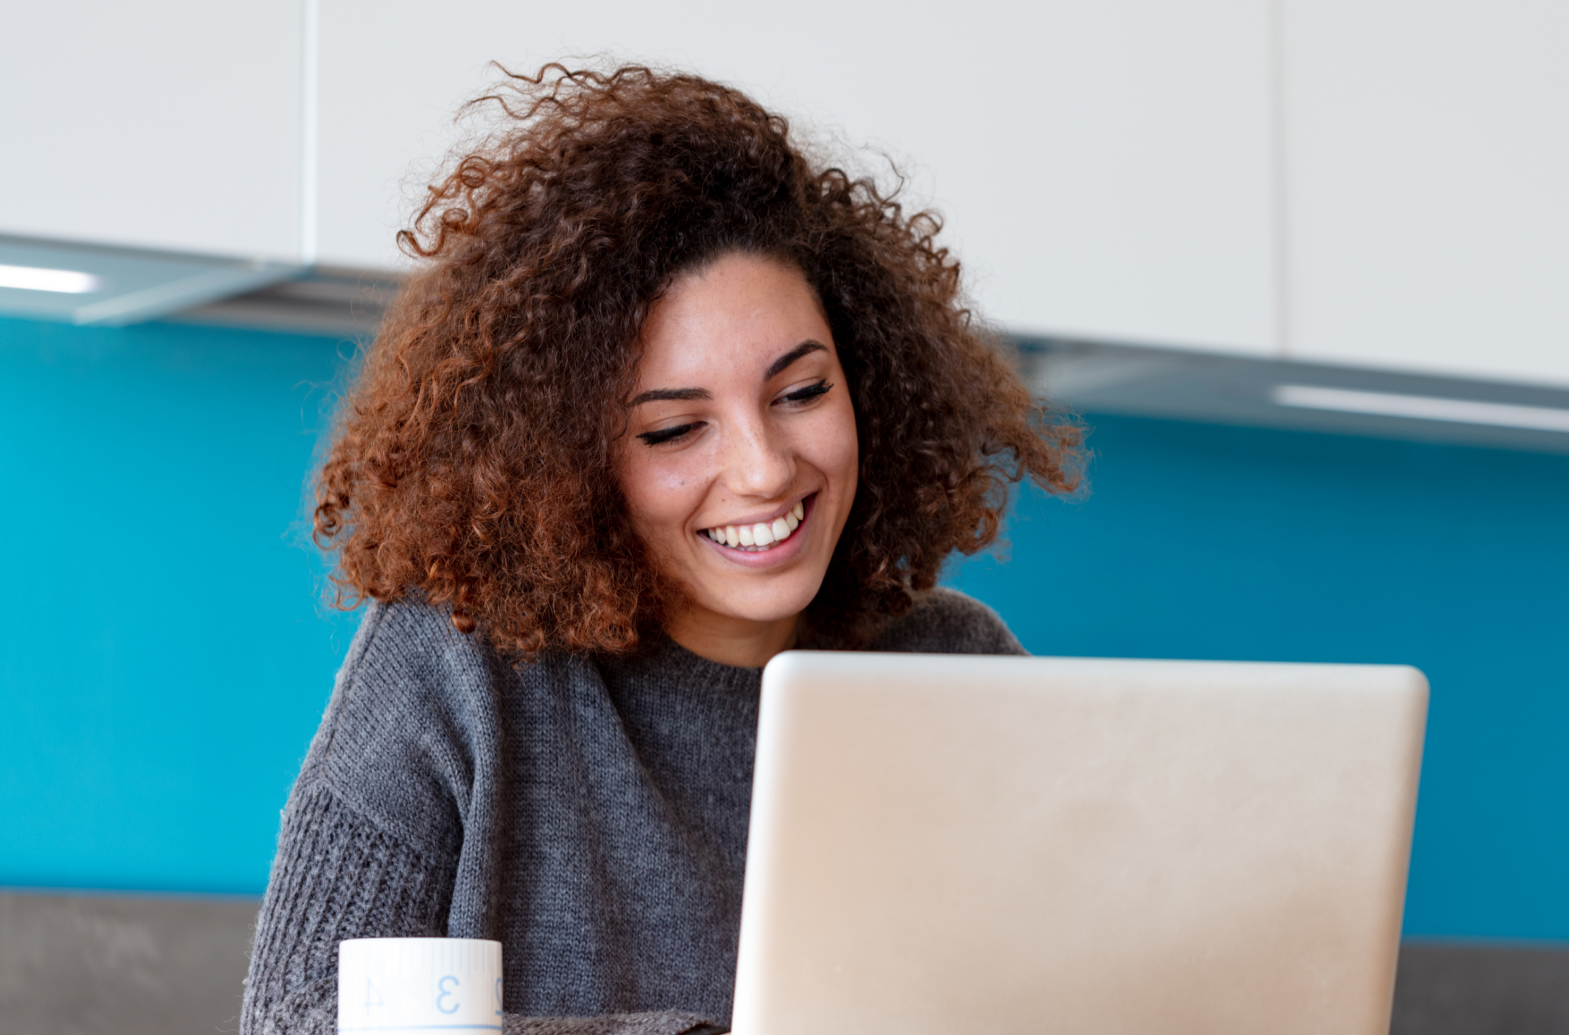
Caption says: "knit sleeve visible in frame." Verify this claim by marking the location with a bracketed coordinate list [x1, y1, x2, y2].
[241, 786, 720, 1035]
[241, 783, 455, 1035]
[242, 604, 725, 1035]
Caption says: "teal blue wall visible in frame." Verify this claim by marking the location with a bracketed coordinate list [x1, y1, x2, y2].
[2, 316, 1566, 941]
[0, 317, 357, 892]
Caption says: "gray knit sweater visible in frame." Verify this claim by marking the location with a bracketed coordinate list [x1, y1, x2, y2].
[241, 588, 1024, 1035]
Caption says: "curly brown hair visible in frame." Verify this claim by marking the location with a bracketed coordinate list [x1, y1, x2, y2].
[314, 63, 1081, 656]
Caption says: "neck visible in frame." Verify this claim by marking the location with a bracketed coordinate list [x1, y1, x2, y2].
[663, 606, 800, 669]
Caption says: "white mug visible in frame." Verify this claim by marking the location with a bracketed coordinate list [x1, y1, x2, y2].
[338, 937, 503, 1033]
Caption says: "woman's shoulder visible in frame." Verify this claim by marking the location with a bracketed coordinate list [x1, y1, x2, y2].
[339, 596, 495, 694]
[298, 598, 530, 850]
[862, 587, 1027, 656]
[326, 597, 599, 741]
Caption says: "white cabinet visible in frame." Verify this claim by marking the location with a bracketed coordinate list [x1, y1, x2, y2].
[10, 0, 1568, 391]
[314, 0, 1279, 356]
[0, 1, 305, 262]
[1281, 0, 1569, 386]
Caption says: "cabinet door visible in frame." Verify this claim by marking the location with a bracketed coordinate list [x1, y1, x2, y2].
[1282, 0, 1569, 385]
[0, 1, 304, 261]
[317, 0, 1277, 356]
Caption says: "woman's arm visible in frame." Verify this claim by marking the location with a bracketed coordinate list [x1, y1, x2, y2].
[243, 598, 726, 1035]
[241, 783, 452, 1034]
[241, 784, 722, 1035]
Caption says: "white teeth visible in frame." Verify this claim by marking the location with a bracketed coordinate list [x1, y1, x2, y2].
[702, 500, 811, 550]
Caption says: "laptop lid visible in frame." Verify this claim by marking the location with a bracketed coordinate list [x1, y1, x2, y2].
[732, 652, 1427, 1035]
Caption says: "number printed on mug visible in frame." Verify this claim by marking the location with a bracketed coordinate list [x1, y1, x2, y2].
[436, 975, 461, 1015]
[339, 938, 502, 1033]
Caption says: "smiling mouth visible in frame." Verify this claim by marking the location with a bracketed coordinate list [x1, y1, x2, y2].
[700, 498, 807, 551]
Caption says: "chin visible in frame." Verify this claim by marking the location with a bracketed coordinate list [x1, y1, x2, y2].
[711, 576, 825, 626]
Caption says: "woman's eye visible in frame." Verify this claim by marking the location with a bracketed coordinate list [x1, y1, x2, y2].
[779, 380, 833, 406]
[637, 421, 704, 446]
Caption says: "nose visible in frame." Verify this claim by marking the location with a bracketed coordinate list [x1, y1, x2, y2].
[721, 412, 796, 501]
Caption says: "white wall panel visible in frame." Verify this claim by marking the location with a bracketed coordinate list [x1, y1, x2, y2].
[0, 2, 305, 261]
[1282, 0, 1569, 385]
[316, 0, 1277, 355]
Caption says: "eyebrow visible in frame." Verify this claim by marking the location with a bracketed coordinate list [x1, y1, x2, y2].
[630, 340, 830, 406]
[765, 340, 828, 381]
[630, 387, 712, 406]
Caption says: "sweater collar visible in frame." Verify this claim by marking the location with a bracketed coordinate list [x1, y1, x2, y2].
[601, 632, 765, 696]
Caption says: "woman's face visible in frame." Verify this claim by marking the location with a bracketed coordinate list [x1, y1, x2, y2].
[617, 251, 859, 663]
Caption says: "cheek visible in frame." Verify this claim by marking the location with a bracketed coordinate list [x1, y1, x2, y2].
[806, 398, 860, 488]
[618, 451, 704, 543]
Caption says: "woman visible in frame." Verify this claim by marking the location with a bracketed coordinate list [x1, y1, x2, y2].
[241, 65, 1079, 1035]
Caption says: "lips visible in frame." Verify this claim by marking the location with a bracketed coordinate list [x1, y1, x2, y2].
[700, 499, 807, 551]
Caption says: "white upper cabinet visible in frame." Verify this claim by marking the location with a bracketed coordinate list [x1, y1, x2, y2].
[0, 2, 305, 262]
[314, 0, 1279, 356]
[15, 1, 1565, 390]
[1281, 0, 1569, 386]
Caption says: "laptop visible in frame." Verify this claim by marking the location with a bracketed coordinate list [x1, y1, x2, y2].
[732, 652, 1428, 1035]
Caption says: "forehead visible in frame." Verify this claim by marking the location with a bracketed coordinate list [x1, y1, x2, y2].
[635, 253, 832, 383]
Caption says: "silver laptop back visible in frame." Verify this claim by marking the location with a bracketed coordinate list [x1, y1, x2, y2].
[733, 652, 1427, 1035]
